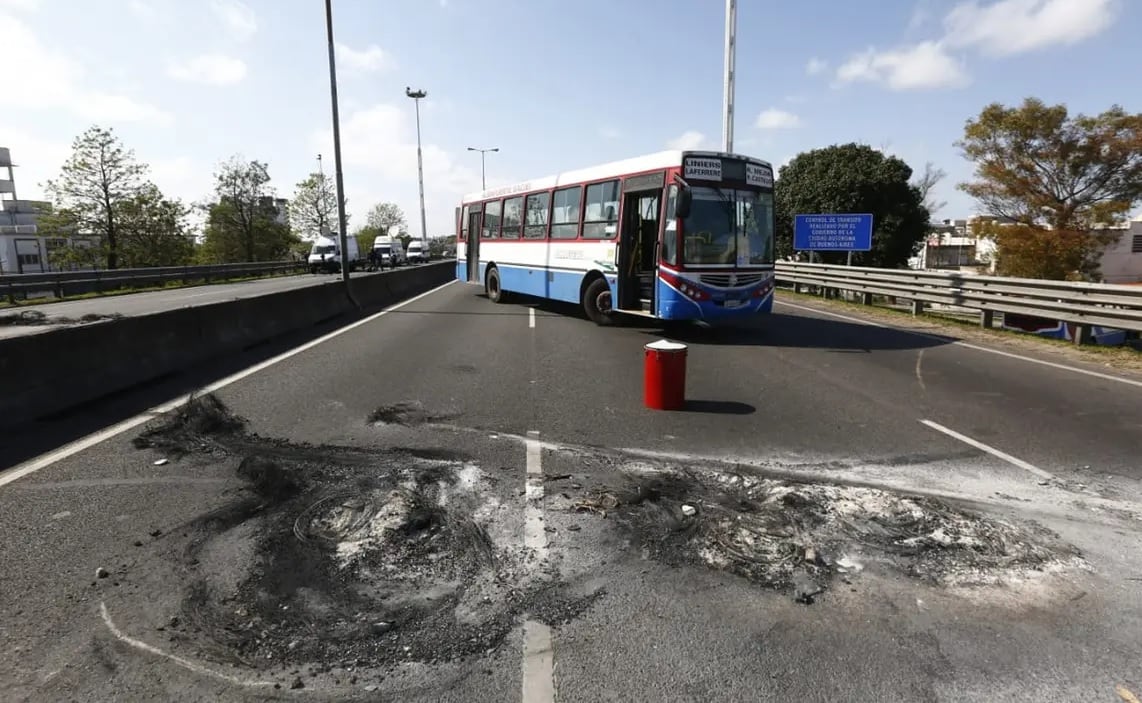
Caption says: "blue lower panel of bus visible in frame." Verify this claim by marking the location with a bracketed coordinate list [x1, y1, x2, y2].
[459, 261, 773, 323]
[496, 264, 591, 304]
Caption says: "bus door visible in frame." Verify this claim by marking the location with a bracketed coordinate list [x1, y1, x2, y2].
[466, 205, 481, 282]
[618, 171, 666, 311]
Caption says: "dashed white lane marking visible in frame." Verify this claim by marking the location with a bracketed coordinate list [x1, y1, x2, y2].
[775, 299, 1142, 389]
[529, 306, 536, 329]
[100, 602, 274, 688]
[522, 430, 555, 703]
[920, 419, 1056, 481]
[0, 281, 457, 489]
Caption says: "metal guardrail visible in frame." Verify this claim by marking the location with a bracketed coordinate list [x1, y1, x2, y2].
[1, 260, 304, 302]
[774, 261, 1142, 344]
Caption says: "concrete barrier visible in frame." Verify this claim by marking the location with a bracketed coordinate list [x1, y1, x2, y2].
[0, 262, 453, 428]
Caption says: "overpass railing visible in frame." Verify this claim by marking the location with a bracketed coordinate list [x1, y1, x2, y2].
[1, 260, 304, 303]
[774, 261, 1142, 344]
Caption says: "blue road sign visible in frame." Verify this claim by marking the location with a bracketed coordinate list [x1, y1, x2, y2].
[794, 213, 874, 251]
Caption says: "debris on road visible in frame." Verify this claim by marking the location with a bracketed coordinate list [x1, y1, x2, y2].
[153, 458, 169, 466]
[681, 504, 697, 517]
[95, 567, 110, 579]
[574, 465, 1080, 599]
[129, 394, 601, 674]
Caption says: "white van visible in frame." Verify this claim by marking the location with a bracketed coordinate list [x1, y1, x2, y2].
[307, 234, 360, 274]
[372, 236, 406, 267]
[406, 240, 428, 264]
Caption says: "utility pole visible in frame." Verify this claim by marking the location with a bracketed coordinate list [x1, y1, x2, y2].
[722, 0, 737, 153]
[323, 0, 351, 286]
[406, 87, 429, 244]
[467, 147, 499, 191]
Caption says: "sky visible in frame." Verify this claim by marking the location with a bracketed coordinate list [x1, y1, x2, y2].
[1, 0, 1138, 238]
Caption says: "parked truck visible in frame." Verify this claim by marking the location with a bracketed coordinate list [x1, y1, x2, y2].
[308, 234, 361, 274]
[372, 236, 406, 267]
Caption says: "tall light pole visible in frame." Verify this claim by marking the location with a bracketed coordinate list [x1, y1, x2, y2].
[406, 87, 428, 244]
[467, 147, 499, 190]
[323, 0, 351, 285]
[722, 0, 737, 153]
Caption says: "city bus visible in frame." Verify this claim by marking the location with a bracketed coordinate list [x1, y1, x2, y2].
[455, 150, 776, 325]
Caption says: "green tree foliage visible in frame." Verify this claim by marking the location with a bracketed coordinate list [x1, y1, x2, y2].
[365, 201, 408, 238]
[957, 98, 1142, 280]
[206, 156, 291, 262]
[290, 173, 346, 240]
[115, 185, 195, 267]
[774, 144, 930, 267]
[200, 199, 296, 263]
[42, 126, 147, 269]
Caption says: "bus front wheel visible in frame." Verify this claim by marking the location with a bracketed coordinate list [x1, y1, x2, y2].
[583, 277, 614, 326]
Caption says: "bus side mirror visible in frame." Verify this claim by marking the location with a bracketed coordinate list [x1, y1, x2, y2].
[676, 188, 692, 219]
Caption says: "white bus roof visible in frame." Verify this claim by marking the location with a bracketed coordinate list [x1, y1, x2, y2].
[461, 149, 773, 203]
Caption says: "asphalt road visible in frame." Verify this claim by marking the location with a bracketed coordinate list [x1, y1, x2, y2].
[1, 282, 1141, 702]
[0, 265, 436, 340]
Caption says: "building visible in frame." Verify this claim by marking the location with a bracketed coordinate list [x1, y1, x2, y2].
[913, 215, 1142, 283]
[1097, 219, 1142, 284]
[258, 196, 289, 227]
[912, 217, 1000, 273]
[0, 147, 99, 274]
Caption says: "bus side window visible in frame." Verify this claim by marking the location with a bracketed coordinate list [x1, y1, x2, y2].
[482, 200, 502, 239]
[662, 185, 678, 266]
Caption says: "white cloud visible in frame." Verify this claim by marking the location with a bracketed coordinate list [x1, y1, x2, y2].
[336, 43, 391, 72]
[168, 54, 248, 85]
[599, 126, 621, 139]
[666, 130, 710, 150]
[755, 108, 801, 129]
[0, 14, 170, 124]
[0, 0, 40, 10]
[211, 0, 256, 41]
[805, 57, 827, 75]
[309, 103, 481, 237]
[943, 0, 1117, 56]
[836, 40, 969, 90]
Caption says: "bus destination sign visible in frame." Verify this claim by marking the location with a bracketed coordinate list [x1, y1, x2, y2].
[683, 158, 721, 181]
[746, 163, 773, 188]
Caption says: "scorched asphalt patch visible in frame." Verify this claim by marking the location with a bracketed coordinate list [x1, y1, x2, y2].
[132, 394, 597, 675]
[573, 463, 1082, 602]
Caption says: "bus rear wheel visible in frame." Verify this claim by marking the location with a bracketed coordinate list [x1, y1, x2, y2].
[583, 277, 615, 325]
[486, 267, 507, 303]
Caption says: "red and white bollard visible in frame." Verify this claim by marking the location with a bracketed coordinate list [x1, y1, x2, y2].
[643, 339, 688, 410]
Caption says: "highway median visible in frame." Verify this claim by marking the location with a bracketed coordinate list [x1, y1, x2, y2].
[0, 262, 454, 429]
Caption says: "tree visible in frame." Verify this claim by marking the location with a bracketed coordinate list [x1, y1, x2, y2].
[365, 202, 408, 238]
[200, 199, 297, 264]
[957, 98, 1142, 280]
[913, 162, 947, 217]
[210, 157, 281, 262]
[115, 184, 195, 268]
[774, 144, 930, 267]
[290, 172, 347, 240]
[43, 126, 148, 269]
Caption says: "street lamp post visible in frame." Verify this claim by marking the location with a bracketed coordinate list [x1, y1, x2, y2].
[722, 0, 737, 153]
[466, 147, 499, 191]
[406, 87, 428, 244]
[323, 0, 351, 286]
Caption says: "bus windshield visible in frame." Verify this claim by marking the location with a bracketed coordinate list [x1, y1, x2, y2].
[681, 187, 774, 266]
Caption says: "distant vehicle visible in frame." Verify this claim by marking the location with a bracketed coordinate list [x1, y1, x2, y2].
[372, 236, 406, 267]
[406, 240, 428, 264]
[455, 149, 776, 325]
[308, 234, 360, 274]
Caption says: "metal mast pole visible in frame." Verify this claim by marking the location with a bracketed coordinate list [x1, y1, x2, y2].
[323, 0, 351, 285]
[722, 0, 737, 153]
